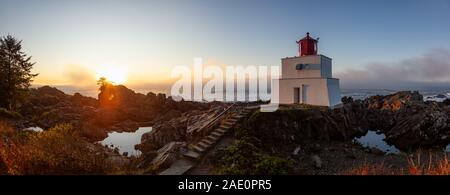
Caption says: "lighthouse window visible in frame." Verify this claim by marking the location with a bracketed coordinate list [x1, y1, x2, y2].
[296, 64, 305, 70]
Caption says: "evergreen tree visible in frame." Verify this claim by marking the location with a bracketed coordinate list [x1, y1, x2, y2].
[0, 35, 38, 110]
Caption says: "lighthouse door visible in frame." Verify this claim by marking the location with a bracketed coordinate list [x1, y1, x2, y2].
[294, 88, 300, 104]
[301, 85, 308, 104]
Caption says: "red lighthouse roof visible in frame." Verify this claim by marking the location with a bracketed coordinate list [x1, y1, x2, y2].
[296, 32, 318, 56]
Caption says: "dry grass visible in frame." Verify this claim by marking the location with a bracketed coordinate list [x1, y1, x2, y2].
[342, 160, 397, 175]
[407, 151, 449, 175]
[342, 151, 449, 175]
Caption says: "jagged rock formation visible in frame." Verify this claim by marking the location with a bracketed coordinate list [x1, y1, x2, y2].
[10, 85, 214, 141]
[135, 91, 450, 174]
[19, 86, 98, 130]
[143, 141, 187, 172]
[443, 98, 450, 106]
[137, 117, 188, 154]
[383, 102, 450, 150]
[363, 91, 423, 111]
[358, 91, 449, 150]
[245, 91, 450, 151]
[137, 105, 230, 154]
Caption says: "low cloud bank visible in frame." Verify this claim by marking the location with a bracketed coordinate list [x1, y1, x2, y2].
[336, 48, 450, 90]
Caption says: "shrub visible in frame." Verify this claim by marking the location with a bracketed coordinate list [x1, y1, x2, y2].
[0, 108, 22, 119]
[0, 124, 117, 175]
[216, 138, 293, 175]
[255, 156, 293, 175]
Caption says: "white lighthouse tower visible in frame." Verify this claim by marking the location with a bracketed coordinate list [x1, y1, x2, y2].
[271, 32, 341, 106]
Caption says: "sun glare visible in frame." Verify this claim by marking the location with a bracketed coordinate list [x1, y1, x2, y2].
[95, 64, 128, 84]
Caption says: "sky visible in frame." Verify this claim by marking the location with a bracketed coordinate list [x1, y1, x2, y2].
[1, 0, 450, 91]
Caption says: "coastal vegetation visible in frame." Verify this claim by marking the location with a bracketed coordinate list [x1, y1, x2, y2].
[0, 123, 119, 174]
[0, 35, 38, 111]
[216, 136, 294, 175]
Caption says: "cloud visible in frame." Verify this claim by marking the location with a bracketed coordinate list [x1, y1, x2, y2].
[336, 48, 450, 89]
[63, 65, 97, 88]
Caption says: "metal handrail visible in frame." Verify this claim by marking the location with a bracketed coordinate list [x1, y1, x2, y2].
[195, 103, 236, 135]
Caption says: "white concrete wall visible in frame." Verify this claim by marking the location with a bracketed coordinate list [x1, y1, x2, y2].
[281, 55, 322, 79]
[320, 56, 332, 78]
[275, 78, 330, 106]
[281, 55, 332, 79]
[271, 78, 341, 107]
[327, 79, 342, 106]
[273, 54, 340, 107]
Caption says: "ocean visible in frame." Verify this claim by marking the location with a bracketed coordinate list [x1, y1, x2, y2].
[49, 85, 450, 102]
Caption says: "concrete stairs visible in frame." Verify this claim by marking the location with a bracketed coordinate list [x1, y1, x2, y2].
[157, 107, 255, 175]
[184, 108, 253, 160]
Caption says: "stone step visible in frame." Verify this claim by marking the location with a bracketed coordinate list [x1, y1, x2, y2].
[223, 121, 234, 126]
[220, 124, 232, 129]
[201, 138, 215, 145]
[232, 115, 243, 119]
[206, 135, 219, 142]
[197, 141, 211, 149]
[226, 117, 237, 121]
[210, 134, 221, 140]
[226, 118, 238, 123]
[215, 128, 227, 134]
[183, 150, 201, 160]
[211, 131, 224, 137]
[239, 112, 249, 116]
[233, 115, 245, 119]
[193, 145, 206, 153]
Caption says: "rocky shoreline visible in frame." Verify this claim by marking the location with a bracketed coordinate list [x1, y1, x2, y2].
[2, 85, 220, 142]
[1, 86, 449, 175]
[135, 91, 450, 174]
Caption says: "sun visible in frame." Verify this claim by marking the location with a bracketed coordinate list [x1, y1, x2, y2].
[95, 64, 128, 84]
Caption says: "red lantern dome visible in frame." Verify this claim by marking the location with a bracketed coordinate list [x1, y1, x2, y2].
[296, 32, 318, 56]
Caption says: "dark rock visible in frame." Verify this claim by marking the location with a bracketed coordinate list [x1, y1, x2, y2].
[345, 153, 357, 159]
[364, 91, 423, 111]
[0, 156, 7, 175]
[34, 86, 67, 99]
[384, 103, 450, 150]
[369, 148, 385, 155]
[148, 142, 186, 172]
[292, 146, 301, 156]
[341, 96, 353, 104]
[435, 94, 446, 98]
[137, 117, 188, 153]
[146, 92, 156, 98]
[443, 99, 450, 106]
[71, 93, 97, 107]
[110, 120, 140, 132]
[311, 155, 322, 169]
[243, 91, 449, 152]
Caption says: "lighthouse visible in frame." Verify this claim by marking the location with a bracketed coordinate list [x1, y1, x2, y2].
[271, 32, 341, 106]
